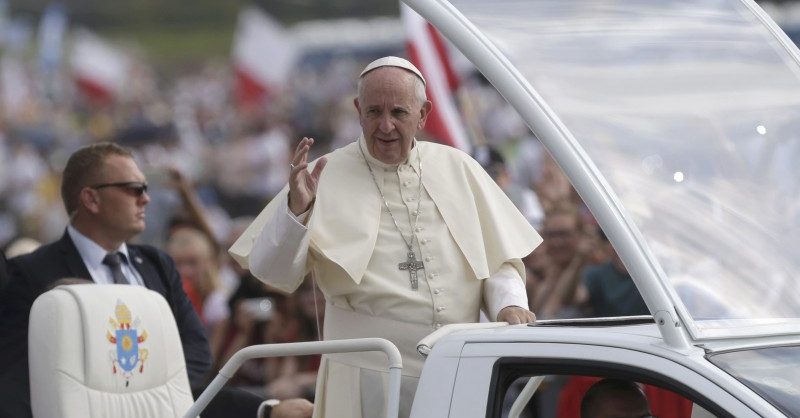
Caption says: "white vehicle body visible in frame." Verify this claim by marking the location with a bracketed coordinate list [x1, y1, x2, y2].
[190, 1, 800, 417]
[26, 1, 800, 418]
[397, 0, 800, 416]
[411, 321, 797, 417]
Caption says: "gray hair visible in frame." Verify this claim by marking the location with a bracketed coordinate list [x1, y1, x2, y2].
[357, 68, 427, 107]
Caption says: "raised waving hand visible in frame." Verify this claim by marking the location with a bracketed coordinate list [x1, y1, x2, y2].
[288, 137, 328, 216]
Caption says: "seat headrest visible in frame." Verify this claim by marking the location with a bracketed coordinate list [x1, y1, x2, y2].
[29, 284, 193, 418]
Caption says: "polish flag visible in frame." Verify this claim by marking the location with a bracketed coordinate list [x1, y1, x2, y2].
[70, 29, 131, 105]
[232, 7, 297, 108]
[401, 3, 471, 152]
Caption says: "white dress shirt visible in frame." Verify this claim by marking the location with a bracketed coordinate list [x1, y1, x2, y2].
[67, 225, 145, 287]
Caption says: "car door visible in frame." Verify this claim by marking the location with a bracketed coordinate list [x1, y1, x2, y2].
[446, 342, 773, 418]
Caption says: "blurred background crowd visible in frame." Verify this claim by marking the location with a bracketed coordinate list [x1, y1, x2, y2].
[1, 0, 799, 408]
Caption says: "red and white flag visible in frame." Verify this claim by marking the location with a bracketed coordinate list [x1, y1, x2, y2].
[401, 3, 471, 152]
[232, 7, 297, 108]
[70, 29, 131, 105]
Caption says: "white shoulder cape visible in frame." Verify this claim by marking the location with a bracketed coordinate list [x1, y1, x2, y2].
[229, 139, 542, 284]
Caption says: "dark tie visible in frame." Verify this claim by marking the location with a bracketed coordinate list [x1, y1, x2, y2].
[102, 252, 129, 285]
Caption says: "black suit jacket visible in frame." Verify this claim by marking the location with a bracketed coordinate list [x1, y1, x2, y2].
[0, 251, 7, 291]
[0, 231, 211, 418]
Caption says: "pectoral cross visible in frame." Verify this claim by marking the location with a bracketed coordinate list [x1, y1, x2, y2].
[399, 251, 425, 290]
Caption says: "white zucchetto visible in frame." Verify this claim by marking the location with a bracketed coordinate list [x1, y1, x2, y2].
[359, 56, 426, 85]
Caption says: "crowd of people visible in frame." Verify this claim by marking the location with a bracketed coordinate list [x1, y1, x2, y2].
[0, 49, 648, 414]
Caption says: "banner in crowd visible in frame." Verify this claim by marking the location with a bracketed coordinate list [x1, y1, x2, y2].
[401, 3, 471, 152]
[70, 29, 131, 105]
[38, 2, 68, 72]
[232, 6, 298, 109]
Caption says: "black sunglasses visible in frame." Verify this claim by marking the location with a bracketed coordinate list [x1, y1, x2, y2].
[90, 181, 149, 197]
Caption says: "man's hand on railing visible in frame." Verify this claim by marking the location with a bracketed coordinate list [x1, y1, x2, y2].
[269, 398, 313, 418]
[497, 306, 536, 324]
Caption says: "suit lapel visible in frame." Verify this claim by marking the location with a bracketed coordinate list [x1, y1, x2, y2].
[127, 246, 167, 296]
[56, 232, 93, 281]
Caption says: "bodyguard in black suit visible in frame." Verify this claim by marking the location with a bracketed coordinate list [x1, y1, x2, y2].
[0, 251, 7, 292]
[0, 143, 211, 418]
[0, 143, 312, 418]
[1, 234, 213, 416]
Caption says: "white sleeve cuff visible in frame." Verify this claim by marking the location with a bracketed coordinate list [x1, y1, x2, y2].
[288, 203, 311, 226]
[248, 194, 310, 293]
[484, 262, 529, 321]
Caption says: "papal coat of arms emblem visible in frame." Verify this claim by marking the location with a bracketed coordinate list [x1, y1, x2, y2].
[106, 299, 149, 386]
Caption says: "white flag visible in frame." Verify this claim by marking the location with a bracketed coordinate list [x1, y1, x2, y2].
[70, 29, 130, 104]
[232, 6, 297, 107]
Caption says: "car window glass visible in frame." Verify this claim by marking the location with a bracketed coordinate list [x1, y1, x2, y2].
[498, 374, 719, 418]
[708, 345, 800, 417]
[452, 0, 800, 338]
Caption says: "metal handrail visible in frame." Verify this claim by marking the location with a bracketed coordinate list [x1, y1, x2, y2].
[417, 322, 509, 357]
[183, 338, 403, 418]
[509, 376, 545, 418]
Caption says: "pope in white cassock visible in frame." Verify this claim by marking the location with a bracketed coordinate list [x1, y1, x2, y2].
[230, 56, 543, 418]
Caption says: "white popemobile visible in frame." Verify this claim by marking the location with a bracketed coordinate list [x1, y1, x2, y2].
[192, 0, 800, 418]
[193, 1, 800, 416]
[402, 0, 800, 416]
[28, 0, 800, 417]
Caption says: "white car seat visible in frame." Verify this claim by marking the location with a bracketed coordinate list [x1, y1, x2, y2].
[28, 284, 194, 418]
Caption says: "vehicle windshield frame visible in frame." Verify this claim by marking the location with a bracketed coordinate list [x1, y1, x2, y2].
[405, 0, 800, 342]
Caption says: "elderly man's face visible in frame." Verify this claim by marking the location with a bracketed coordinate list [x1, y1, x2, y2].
[354, 67, 431, 165]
